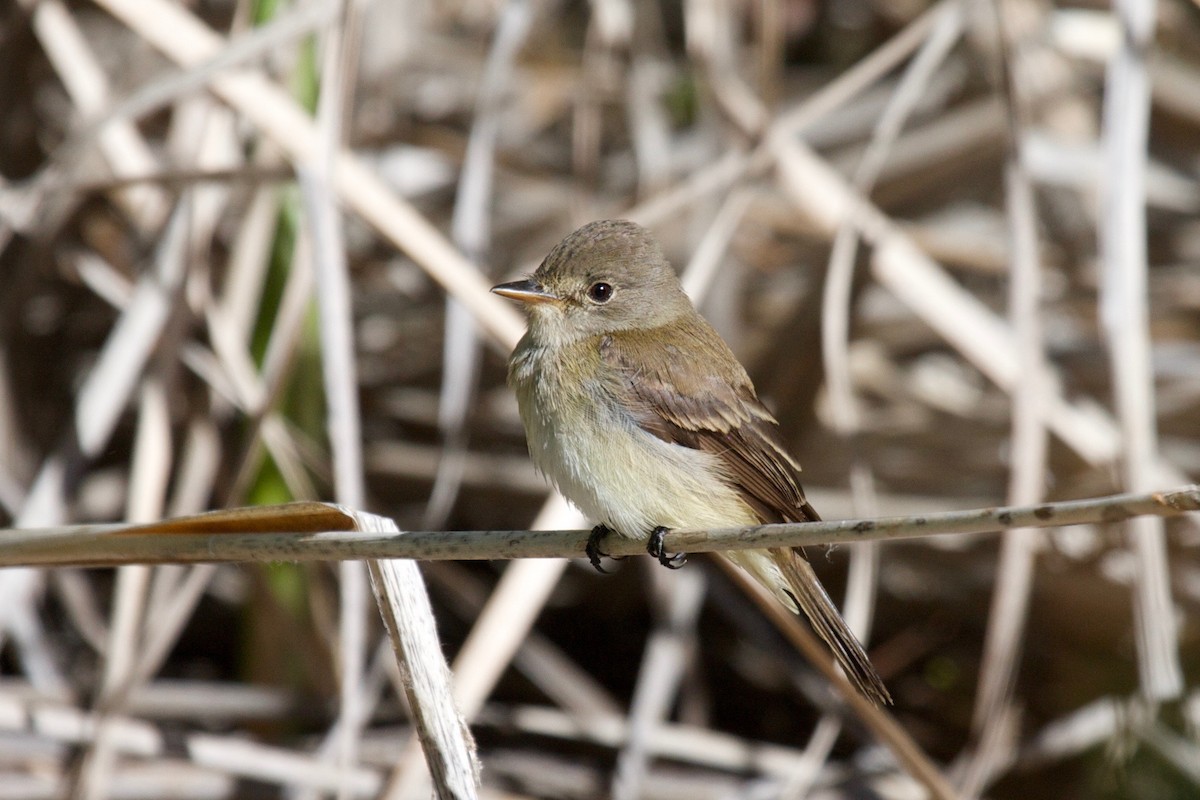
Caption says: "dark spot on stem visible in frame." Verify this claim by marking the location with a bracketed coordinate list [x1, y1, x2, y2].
[1034, 505, 1053, 520]
[1102, 505, 1132, 523]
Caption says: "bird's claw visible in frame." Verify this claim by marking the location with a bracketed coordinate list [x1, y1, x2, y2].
[586, 525, 618, 573]
[647, 526, 686, 569]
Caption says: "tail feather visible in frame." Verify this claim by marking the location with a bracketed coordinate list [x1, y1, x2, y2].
[771, 547, 892, 706]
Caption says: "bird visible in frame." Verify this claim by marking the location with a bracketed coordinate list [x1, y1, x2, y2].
[492, 219, 890, 705]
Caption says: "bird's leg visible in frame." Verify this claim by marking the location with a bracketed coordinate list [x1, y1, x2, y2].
[647, 526, 686, 569]
[586, 524, 620, 573]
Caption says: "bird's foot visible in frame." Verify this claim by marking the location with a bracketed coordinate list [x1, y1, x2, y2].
[586, 525, 623, 573]
[647, 526, 686, 569]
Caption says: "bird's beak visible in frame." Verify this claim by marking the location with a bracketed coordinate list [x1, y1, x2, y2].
[491, 278, 560, 305]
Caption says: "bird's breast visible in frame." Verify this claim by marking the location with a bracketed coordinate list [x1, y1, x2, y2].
[509, 335, 754, 538]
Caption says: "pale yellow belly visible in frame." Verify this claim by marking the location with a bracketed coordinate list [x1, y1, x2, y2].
[512, 343, 797, 609]
[514, 353, 753, 539]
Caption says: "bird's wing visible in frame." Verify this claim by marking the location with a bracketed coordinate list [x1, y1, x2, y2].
[600, 320, 819, 525]
[601, 320, 891, 705]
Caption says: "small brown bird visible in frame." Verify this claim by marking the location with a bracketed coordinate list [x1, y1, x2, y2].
[493, 220, 890, 705]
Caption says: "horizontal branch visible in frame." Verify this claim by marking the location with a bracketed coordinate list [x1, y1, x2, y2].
[0, 482, 1195, 568]
[0, 487, 1196, 569]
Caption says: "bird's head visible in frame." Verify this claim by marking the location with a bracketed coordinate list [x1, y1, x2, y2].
[492, 220, 692, 343]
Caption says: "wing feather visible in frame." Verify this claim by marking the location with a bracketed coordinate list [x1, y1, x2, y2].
[598, 318, 891, 705]
[600, 320, 819, 525]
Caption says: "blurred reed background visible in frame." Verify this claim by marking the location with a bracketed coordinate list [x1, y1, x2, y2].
[0, 0, 1198, 797]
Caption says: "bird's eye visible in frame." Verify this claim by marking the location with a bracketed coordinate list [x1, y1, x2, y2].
[587, 282, 614, 303]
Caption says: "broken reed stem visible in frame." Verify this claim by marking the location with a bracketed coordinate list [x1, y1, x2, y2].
[0, 487, 1196, 569]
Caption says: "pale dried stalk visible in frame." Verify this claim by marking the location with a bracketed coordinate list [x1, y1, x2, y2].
[369, 555, 480, 799]
[359, 507, 480, 800]
[75, 379, 172, 800]
[427, 0, 534, 529]
[771, 133, 1193, 487]
[1099, 0, 1182, 700]
[2, 196, 193, 708]
[423, 561, 623, 718]
[962, 154, 1047, 799]
[963, 4, 1052, 794]
[474, 700, 927, 781]
[626, 0, 950, 232]
[24, 0, 168, 228]
[0, 694, 382, 796]
[381, 497, 581, 800]
[298, 6, 371, 796]
[613, 569, 706, 800]
[807, 5, 965, 792]
[91, 0, 525, 351]
[0, 487, 1195, 568]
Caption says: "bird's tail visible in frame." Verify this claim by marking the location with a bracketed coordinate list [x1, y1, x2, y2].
[771, 547, 891, 705]
[725, 547, 891, 705]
